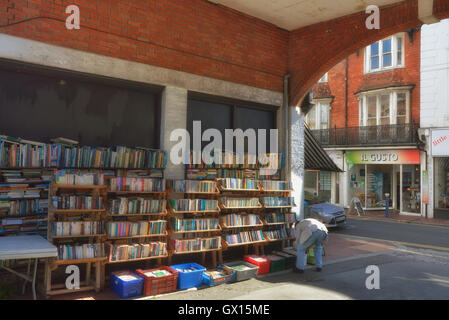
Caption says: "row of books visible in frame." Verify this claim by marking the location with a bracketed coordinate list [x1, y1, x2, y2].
[260, 197, 295, 207]
[0, 188, 43, 199]
[106, 221, 167, 237]
[172, 218, 219, 232]
[0, 136, 167, 169]
[220, 197, 260, 208]
[260, 180, 292, 191]
[169, 199, 218, 212]
[52, 221, 103, 236]
[109, 177, 165, 192]
[171, 236, 221, 253]
[108, 242, 167, 262]
[110, 198, 166, 215]
[57, 243, 104, 261]
[225, 230, 265, 244]
[0, 199, 48, 216]
[186, 169, 261, 180]
[185, 152, 284, 169]
[264, 213, 297, 224]
[52, 195, 104, 210]
[0, 170, 51, 184]
[170, 180, 216, 193]
[54, 170, 105, 186]
[264, 227, 294, 240]
[221, 213, 262, 227]
[218, 178, 257, 190]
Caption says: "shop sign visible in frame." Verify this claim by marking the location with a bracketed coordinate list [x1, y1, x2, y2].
[431, 129, 449, 156]
[346, 150, 420, 165]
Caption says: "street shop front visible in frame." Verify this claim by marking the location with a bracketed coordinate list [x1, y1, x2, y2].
[430, 129, 449, 220]
[345, 149, 422, 214]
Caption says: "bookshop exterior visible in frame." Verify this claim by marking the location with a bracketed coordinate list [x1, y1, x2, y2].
[337, 148, 423, 215]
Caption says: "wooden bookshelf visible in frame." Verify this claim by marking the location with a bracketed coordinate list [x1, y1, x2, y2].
[107, 255, 169, 264]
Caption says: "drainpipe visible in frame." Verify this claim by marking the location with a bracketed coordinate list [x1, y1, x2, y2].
[283, 74, 291, 180]
[345, 57, 349, 128]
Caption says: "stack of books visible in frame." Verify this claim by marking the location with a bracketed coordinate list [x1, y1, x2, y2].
[54, 170, 105, 186]
[108, 242, 167, 261]
[265, 228, 289, 240]
[172, 218, 219, 232]
[221, 213, 261, 227]
[260, 180, 292, 191]
[106, 220, 166, 237]
[57, 243, 104, 260]
[109, 177, 165, 192]
[169, 199, 218, 212]
[53, 221, 103, 236]
[171, 180, 216, 193]
[110, 198, 166, 215]
[172, 236, 221, 253]
[0, 199, 48, 216]
[52, 195, 103, 210]
[220, 197, 260, 208]
[225, 230, 264, 244]
[218, 178, 258, 190]
[260, 197, 295, 207]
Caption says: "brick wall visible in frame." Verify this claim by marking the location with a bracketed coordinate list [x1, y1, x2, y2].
[0, 0, 289, 93]
[312, 29, 421, 129]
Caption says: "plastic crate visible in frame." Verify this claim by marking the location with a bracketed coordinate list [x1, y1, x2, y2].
[110, 271, 144, 299]
[265, 255, 286, 273]
[244, 255, 270, 275]
[135, 266, 178, 296]
[273, 251, 296, 269]
[202, 268, 236, 287]
[170, 262, 207, 290]
[221, 261, 258, 282]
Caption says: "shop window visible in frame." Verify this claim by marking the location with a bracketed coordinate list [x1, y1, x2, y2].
[365, 34, 405, 73]
[305, 101, 330, 130]
[318, 73, 328, 83]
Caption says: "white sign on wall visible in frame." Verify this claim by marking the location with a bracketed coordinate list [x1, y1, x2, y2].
[431, 129, 449, 156]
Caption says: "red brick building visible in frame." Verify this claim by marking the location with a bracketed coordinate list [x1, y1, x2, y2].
[306, 29, 423, 216]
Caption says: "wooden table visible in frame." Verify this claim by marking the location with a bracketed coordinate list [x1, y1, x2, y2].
[0, 235, 57, 300]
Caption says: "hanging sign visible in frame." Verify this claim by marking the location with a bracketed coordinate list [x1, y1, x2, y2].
[346, 150, 420, 165]
[431, 129, 449, 156]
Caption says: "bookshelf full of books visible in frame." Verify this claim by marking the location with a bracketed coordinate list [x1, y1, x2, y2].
[0, 169, 51, 238]
[105, 173, 169, 264]
[166, 179, 222, 267]
[259, 180, 297, 245]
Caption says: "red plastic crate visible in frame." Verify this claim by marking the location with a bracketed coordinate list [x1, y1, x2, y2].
[135, 266, 178, 296]
[243, 255, 270, 275]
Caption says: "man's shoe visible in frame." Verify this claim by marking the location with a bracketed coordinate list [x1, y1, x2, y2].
[293, 267, 304, 274]
[315, 267, 322, 272]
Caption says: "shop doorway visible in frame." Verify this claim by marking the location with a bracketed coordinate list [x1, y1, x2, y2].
[433, 158, 449, 219]
[401, 164, 421, 214]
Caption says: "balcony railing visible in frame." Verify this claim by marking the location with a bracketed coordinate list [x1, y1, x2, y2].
[310, 122, 419, 147]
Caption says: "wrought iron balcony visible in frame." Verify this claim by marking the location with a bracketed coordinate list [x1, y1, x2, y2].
[310, 122, 419, 147]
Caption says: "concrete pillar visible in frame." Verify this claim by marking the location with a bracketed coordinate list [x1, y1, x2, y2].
[290, 106, 305, 220]
[160, 86, 188, 180]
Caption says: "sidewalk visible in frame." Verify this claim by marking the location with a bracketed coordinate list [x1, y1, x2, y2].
[347, 210, 449, 227]
[6, 234, 396, 300]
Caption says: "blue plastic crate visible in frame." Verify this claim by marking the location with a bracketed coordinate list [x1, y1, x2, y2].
[111, 271, 144, 299]
[169, 262, 206, 290]
[202, 268, 236, 287]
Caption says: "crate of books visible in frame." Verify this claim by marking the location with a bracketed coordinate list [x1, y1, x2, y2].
[202, 268, 236, 287]
[110, 271, 144, 299]
[135, 266, 178, 296]
[273, 251, 296, 269]
[170, 262, 207, 290]
[243, 255, 270, 275]
[265, 255, 286, 273]
[221, 261, 258, 282]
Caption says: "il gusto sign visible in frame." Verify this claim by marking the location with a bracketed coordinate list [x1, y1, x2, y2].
[346, 150, 420, 165]
[431, 129, 449, 156]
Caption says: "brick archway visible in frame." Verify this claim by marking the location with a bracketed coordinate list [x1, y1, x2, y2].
[288, 0, 449, 107]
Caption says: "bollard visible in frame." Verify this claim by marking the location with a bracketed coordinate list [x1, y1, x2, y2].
[385, 193, 390, 218]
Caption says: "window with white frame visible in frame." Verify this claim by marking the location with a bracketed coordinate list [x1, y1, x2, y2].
[305, 100, 331, 130]
[358, 89, 411, 126]
[365, 34, 404, 73]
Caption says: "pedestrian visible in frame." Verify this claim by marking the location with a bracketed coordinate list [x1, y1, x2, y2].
[293, 218, 328, 273]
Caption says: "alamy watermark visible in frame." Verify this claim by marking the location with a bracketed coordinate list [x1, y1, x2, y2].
[365, 265, 380, 290]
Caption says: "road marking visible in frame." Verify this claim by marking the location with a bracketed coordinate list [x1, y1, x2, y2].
[339, 233, 449, 252]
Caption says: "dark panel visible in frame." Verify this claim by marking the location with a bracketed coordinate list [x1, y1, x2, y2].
[234, 106, 275, 153]
[187, 99, 232, 150]
[0, 67, 159, 148]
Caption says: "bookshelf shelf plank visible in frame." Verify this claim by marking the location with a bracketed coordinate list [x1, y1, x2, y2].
[171, 248, 221, 255]
[107, 255, 169, 264]
[54, 185, 107, 190]
[221, 224, 264, 229]
[107, 212, 167, 217]
[108, 190, 166, 194]
[223, 240, 267, 248]
[169, 210, 220, 214]
[107, 232, 167, 240]
[51, 234, 106, 239]
[51, 257, 107, 265]
[51, 209, 106, 214]
[170, 228, 221, 234]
